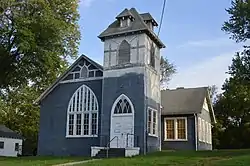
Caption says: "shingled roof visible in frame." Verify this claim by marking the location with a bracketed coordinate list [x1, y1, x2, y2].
[140, 13, 158, 26]
[98, 8, 165, 48]
[0, 125, 23, 139]
[116, 8, 134, 19]
[161, 87, 216, 122]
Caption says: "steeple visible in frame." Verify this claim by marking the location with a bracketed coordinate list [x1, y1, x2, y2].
[115, 8, 135, 28]
[98, 8, 165, 49]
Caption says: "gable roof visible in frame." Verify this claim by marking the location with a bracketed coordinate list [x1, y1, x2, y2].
[0, 125, 23, 139]
[161, 87, 216, 123]
[98, 8, 165, 48]
[34, 54, 103, 104]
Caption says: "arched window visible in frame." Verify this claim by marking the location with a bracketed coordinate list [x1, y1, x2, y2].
[66, 85, 98, 137]
[80, 66, 88, 78]
[150, 45, 155, 68]
[113, 95, 133, 114]
[118, 40, 131, 65]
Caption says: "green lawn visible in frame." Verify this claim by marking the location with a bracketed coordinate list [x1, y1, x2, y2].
[0, 156, 88, 166]
[1, 149, 250, 166]
[79, 149, 250, 166]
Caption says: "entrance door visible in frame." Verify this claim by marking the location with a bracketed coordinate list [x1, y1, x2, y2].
[110, 94, 134, 148]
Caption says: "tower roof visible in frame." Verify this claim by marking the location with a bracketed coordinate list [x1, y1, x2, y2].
[140, 13, 158, 26]
[116, 8, 134, 19]
[98, 8, 165, 48]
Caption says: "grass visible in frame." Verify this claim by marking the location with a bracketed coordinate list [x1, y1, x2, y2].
[79, 149, 250, 166]
[0, 156, 88, 166]
[1, 149, 250, 166]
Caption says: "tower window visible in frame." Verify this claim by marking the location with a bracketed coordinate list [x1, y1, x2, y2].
[150, 45, 155, 68]
[118, 40, 130, 65]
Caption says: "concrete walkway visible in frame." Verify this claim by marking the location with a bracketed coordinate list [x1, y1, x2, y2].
[52, 159, 100, 166]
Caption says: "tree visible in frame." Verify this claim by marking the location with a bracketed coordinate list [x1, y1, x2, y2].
[0, 85, 40, 155]
[0, 0, 80, 91]
[208, 85, 218, 103]
[0, 0, 81, 155]
[212, 0, 250, 149]
[160, 56, 176, 87]
[222, 0, 250, 42]
[212, 51, 250, 149]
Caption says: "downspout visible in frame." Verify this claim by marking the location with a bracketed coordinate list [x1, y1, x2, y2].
[194, 113, 198, 151]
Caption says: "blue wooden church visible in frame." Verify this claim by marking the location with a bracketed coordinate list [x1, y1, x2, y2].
[36, 8, 216, 157]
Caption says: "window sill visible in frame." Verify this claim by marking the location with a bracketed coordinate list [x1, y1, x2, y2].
[164, 139, 188, 142]
[66, 135, 98, 138]
[148, 134, 158, 138]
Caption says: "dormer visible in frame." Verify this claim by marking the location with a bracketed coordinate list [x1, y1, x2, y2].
[140, 13, 158, 31]
[116, 8, 135, 28]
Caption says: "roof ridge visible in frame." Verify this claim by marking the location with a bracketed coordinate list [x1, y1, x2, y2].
[116, 8, 134, 19]
[164, 86, 208, 91]
[129, 8, 149, 28]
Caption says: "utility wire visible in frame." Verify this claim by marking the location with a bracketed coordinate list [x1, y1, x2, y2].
[157, 0, 167, 37]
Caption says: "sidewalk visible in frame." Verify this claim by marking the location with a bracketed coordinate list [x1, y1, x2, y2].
[52, 159, 100, 166]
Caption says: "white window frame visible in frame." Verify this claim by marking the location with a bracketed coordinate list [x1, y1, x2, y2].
[208, 123, 212, 144]
[205, 121, 208, 143]
[198, 117, 202, 141]
[147, 107, 158, 137]
[164, 117, 188, 141]
[66, 85, 98, 138]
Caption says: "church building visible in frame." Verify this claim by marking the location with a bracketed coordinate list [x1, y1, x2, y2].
[36, 8, 216, 157]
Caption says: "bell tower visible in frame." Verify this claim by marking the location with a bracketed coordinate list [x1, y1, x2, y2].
[98, 8, 165, 154]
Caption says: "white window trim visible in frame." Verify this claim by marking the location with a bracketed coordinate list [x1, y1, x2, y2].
[66, 85, 99, 138]
[148, 107, 158, 137]
[198, 117, 212, 144]
[164, 117, 188, 141]
[198, 117, 202, 142]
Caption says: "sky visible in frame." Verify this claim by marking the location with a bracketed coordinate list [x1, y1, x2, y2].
[77, 0, 246, 92]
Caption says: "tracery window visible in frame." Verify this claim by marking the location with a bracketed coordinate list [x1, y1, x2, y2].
[66, 85, 98, 137]
[114, 95, 132, 114]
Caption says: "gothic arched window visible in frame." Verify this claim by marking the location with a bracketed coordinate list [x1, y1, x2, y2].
[118, 40, 131, 65]
[80, 66, 88, 78]
[150, 45, 155, 68]
[66, 85, 98, 137]
[113, 95, 133, 114]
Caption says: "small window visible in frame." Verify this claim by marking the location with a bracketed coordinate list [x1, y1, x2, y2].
[165, 117, 187, 141]
[198, 117, 202, 141]
[75, 73, 80, 79]
[166, 119, 174, 139]
[15, 143, 19, 151]
[80, 66, 88, 78]
[150, 45, 155, 68]
[148, 108, 158, 136]
[89, 71, 95, 77]
[177, 119, 186, 139]
[0, 142, 4, 149]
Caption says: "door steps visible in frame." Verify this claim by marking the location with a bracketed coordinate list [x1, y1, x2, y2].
[93, 148, 125, 158]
